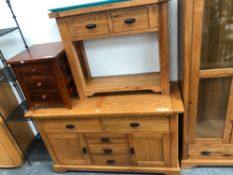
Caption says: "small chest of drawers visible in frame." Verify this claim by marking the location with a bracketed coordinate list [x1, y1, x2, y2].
[7, 42, 75, 109]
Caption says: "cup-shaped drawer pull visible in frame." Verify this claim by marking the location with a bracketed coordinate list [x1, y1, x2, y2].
[100, 137, 110, 143]
[201, 151, 211, 156]
[106, 160, 115, 164]
[41, 94, 47, 100]
[65, 124, 75, 129]
[36, 82, 42, 87]
[86, 23, 97, 29]
[129, 122, 140, 128]
[103, 148, 113, 154]
[129, 148, 135, 154]
[124, 18, 136, 24]
[82, 147, 87, 154]
[31, 68, 37, 73]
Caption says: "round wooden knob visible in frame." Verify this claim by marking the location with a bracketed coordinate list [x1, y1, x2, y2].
[31, 68, 37, 73]
[41, 94, 47, 100]
[36, 82, 42, 87]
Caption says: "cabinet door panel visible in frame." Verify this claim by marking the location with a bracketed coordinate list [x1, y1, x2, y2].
[129, 133, 170, 167]
[0, 142, 14, 167]
[48, 133, 90, 165]
[196, 77, 232, 138]
[200, 0, 233, 70]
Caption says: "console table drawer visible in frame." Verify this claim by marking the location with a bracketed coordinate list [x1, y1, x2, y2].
[41, 119, 102, 133]
[102, 117, 169, 132]
[66, 13, 110, 40]
[111, 7, 149, 33]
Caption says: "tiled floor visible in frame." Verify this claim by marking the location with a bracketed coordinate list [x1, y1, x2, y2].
[0, 161, 233, 175]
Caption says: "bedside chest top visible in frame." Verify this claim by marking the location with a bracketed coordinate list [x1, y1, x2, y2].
[7, 42, 64, 65]
[25, 83, 184, 119]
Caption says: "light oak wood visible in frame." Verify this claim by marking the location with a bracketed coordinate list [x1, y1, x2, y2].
[111, 7, 149, 33]
[25, 83, 184, 118]
[85, 133, 127, 145]
[66, 13, 110, 40]
[92, 155, 131, 166]
[179, 0, 233, 168]
[53, 0, 170, 98]
[49, 0, 168, 18]
[47, 133, 91, 165]
[88, 144, 129, 155]
[101, 116, 169, 132]
[30, 83, 183, 174]
[86, 73, 162, 96]
[41, 119, 102, 133]
[0, 118, 23, 167]
[0, 83, 18, 119]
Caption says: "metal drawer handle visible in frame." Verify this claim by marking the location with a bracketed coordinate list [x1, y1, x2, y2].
[103, 149, 113, 154]
[124, 18, 136, 24]
[31, 68, 37, 73]
[106, 160, 115, 164]
[129, 122, 140, 128]
[201, 151, 210, 156]
[41, 94, 47, 100]
[82, 147, 87, 154]
[100, 137, 110, 143]
[37, 82, 42, 87]
[129, 148, 135, 154]
[66, 124, 75, 129]
[86, 23, 97, 29]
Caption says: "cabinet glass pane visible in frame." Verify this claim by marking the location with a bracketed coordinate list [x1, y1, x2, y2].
[200, 0, 233, 69]
[196, 77, 231, 138]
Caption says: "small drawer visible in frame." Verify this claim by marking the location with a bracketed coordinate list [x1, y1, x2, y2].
[89, 145, 129, 155]
[92, 155, 131, 166]
[18, 63, 51, 76]
[22, 76, 57, 90]
[66, 13, 110, 40]
[85, 133, 127, 145]
[42, 119, 102, 133]
[29, 90, 61, 102]
[111, 7, 149, 33]
[102, 117, 169, 132]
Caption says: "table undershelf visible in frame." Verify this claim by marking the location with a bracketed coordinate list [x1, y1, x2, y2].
[85, 72, 161, 96]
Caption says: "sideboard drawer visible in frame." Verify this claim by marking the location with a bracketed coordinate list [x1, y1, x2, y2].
[22, 76, 57, 90]
[92, 155, 131, 166]
[102, 117, 169, 132]
[29, 90, 61, 102]
[111, 7, 149, 33]
[66, 13, 110, 40]
[85, 133, 127, 145]
[42, 119, 102, 133]
[89, 145, 129, 155]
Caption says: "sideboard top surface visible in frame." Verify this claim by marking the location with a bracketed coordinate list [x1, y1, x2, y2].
[25, 83, 184, 119]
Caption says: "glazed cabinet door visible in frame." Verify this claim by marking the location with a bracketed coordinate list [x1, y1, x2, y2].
[129, 133, 170, 167]
[189, 0, 233, 144]
[47, 133, 91, 165]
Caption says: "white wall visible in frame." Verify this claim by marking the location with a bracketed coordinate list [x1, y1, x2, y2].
[0, 0, 178, 81]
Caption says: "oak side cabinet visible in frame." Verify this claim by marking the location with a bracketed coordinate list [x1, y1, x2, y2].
[179, 0, 233, 168]
[26, 84, 184, 175]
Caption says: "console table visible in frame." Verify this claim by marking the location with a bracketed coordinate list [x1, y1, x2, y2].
[49, 0, 170, 99]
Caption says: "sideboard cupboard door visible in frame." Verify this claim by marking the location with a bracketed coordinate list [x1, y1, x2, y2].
[0, 141, 14, 167]
[128, 133, 170, 167]
[47, 133, 91, 165]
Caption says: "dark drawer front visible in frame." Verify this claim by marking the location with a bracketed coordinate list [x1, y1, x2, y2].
[18, 63, 51, 76]
[29, 90, 61, 102]
[22, 76, 57, 90]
